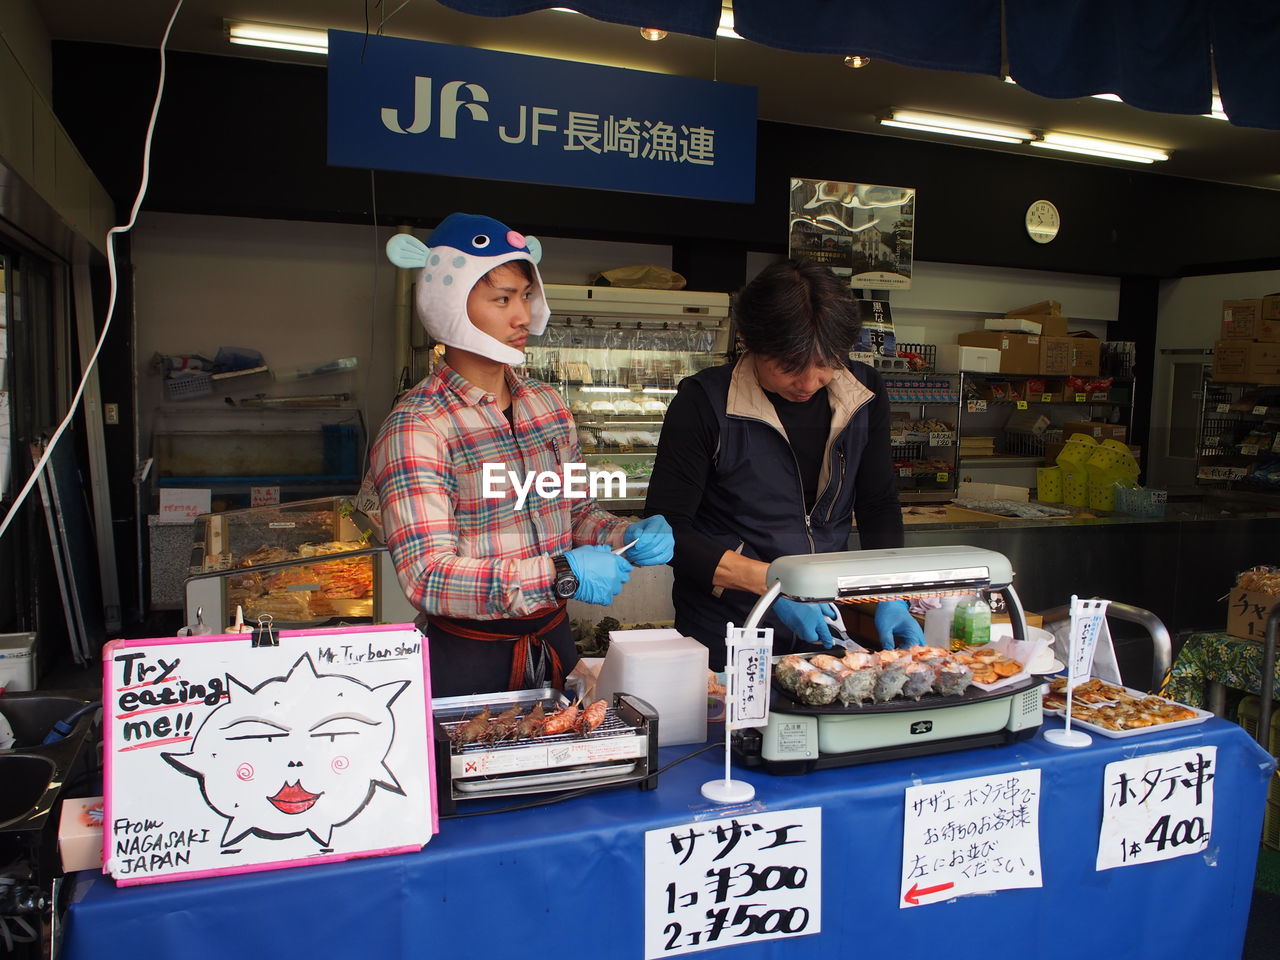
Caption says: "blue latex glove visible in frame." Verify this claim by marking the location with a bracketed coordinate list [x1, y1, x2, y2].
[622, 515, 674, 566]
[875, 599, 925, 650]
[773, 596, 839, 647]
[564, 544, 632, 605]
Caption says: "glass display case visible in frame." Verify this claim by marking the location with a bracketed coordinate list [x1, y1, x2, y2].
[184, 497, 417, 630]
[520, 284, 732, 510]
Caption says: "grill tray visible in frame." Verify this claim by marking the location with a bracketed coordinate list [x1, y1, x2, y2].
[770, 674, 1039, 716]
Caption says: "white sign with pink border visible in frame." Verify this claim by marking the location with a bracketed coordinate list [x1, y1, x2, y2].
[102, 623, 434, 885]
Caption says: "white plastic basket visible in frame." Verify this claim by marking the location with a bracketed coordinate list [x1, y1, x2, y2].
[164, 372, 213, 400]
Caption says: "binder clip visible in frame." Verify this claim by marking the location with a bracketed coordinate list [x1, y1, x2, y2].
[251, 614, 278, 648]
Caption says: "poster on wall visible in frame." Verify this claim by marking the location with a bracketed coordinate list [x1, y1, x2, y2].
[102, 624, 434, 885]
[788, 178, 916, 290]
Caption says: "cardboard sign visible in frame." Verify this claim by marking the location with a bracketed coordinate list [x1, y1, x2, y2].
[645, 807, 822, 956]
[1097, 746, 1217, 870]
[102, 624, 434, 885]
[1225, 588, 1280, 640]
[901, 770, 1043, 907]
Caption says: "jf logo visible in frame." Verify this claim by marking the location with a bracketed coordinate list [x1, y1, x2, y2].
[381, 77, 560, 146]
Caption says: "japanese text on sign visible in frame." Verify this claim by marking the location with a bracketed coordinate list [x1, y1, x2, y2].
[1066, 596, 1110, 689]
[901, 770, 1042, 907]
[645, 808, 821, 957]
[1097, 747, 1217, 870]
[726, 627, 774, 729]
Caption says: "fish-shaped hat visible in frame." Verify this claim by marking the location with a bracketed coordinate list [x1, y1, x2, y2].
[386, 212, 549, 365]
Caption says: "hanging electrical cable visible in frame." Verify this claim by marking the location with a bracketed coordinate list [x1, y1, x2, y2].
[0, 0, 185, 541]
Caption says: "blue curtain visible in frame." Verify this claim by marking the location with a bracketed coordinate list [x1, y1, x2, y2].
[433, 1, 722, 39]
[1005, 1, 1212, 116]
[732, 0, 1002, 73]
[1211, 1, 1280, 130]
[436, 1, 1280, 129]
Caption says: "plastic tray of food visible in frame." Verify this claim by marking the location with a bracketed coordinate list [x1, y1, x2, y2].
[1040, 678, 1212, 738]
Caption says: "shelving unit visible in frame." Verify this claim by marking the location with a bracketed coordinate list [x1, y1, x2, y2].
[1195, 376, 1280, 490]
[957, 372, 1136, 474]
[883, 371, 961, 502]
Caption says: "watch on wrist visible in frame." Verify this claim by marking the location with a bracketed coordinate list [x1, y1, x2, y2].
[551, 554, 579, 599]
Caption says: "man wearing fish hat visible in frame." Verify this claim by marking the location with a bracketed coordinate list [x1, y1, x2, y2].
[371, 213, 673, 696]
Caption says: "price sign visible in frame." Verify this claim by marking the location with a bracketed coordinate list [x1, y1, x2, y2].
[645, 808, 822, 957]
[899, 467, 913, 478]
[1075, 392, 1088, 402]
[1041, 393, 1054, 403]
[1217, 403, 1230, 413]
[967, 400, 987, 413]
[935, 472, 949, 483]
[1097, 747, 1217, 870]
[929, 432, 954, 446]
[1204, 435, 1219, 448]
[1015, 400, 1028, 410]
[901, 771, 1042, 908]
[250, 485, 280, 507]
[1197, 465, 1248, 480]
[1253, 405, 1268, 415]
[1241, 443, 1260, 456]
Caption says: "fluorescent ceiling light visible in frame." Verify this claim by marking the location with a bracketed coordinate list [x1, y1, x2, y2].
[226, 21, 328, 54]
[1031, 132, 1169, 163]
[880, 110, 1034, 144]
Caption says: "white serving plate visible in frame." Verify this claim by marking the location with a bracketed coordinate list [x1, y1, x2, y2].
[1040, 683, 1212, 739]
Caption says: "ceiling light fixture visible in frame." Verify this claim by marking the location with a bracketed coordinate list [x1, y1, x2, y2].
[1031, 132, 1169, 163]
[640, 27, 668, 41]
[225, 20, 328, 54]
[844, 55, 871, 68]
[879, 110, 1034, 144]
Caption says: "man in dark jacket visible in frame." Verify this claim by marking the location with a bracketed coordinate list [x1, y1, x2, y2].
[644, 258, 923, 669]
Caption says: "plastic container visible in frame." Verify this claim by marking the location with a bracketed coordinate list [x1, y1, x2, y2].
[275, 357, 359, 382]
[950, 596, 991, 650]
[594, 629, 708, 746]
[924, 597, 963, 647]
[0, 632, 37, 692]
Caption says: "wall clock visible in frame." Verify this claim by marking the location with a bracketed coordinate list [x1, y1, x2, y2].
[1026, 200, 1060, 244]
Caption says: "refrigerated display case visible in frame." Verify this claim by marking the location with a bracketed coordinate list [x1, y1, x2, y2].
[184, 496, 417, 630]
[522, 284, 732, 510]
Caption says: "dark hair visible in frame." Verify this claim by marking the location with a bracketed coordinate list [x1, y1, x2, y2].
[480, 258, 535, 285]
[732, 258, 857, 372]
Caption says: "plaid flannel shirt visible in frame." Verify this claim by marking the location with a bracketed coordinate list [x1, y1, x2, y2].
[370, 363, 630, 618]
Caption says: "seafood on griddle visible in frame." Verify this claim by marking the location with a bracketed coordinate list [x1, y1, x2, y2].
[578, 698, 607, 734]
[773, 655, 840, 705]
[450, 705, 492, 745]
[541, 698, 582, 735]
[485, 704, 524, 742]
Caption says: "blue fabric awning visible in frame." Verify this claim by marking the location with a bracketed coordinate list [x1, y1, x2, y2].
[436, 0, 1280, 130]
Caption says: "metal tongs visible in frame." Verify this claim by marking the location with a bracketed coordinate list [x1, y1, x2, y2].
[824, 604, 869, 652]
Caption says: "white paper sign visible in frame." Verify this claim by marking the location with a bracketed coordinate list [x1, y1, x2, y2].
[250, 485, 281, 507]
[725, 626, 773, 730]
[157, 487, 211, 524]
[901, 770, 1043, 907]
[645, 807, 821, 957]
[1066, 596, 1110, 689]
[1096, 746, 1217, 870]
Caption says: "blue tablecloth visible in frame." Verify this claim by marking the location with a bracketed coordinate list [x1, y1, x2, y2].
[64, 719, 1273, 960]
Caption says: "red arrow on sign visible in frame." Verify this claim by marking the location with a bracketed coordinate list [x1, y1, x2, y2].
[903, 881, 955, 905]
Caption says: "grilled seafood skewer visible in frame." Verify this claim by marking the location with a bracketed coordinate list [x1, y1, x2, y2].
[485, 704, 523, 742]
[450, 705, 491, 745]
[577, 698, 607, 734]
[514, 701, 546, 739]
[540, 698, 582, 735]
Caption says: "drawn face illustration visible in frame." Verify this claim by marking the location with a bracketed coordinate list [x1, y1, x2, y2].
[164, 654, 409, 848]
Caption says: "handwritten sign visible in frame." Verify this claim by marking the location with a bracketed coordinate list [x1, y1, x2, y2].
[102, 625, 434, 885]
[1097, 747, 1217, 870]
[645, 808, 821, 957]
[966, 400, 987, 413]
[726, 627, 773, 729]
[250, 485, 281, 507]
[156, 488, 211, 524]
[901, 770, 1042, 907]
[1066, 596, 1110, 689]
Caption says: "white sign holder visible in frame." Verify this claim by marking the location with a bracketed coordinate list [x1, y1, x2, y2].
[1044, 595, 1110, 748]
[701, 583, 779, 804]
